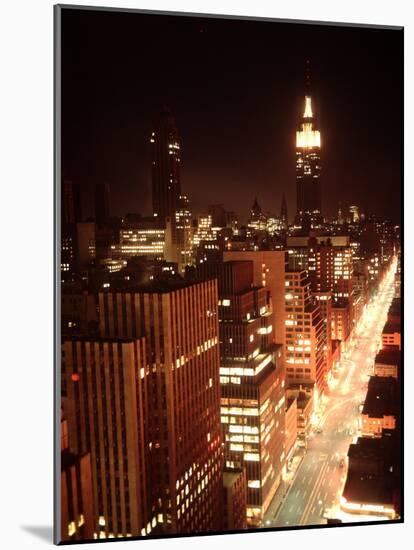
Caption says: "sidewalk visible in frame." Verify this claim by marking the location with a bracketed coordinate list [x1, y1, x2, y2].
[263, 447, 306, 525]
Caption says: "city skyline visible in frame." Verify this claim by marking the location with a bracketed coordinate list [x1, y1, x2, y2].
[58, 6, 402, 544]
[61, 10, 402, 223]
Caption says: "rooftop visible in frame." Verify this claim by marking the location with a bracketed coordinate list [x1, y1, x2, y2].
[362, 376, 399, 417]
[343, 472, 396, 507]
[388, 297, 401, 316]
[348, 433, 397, 464]
[100, 277, 213, 294]
[375, 349, 401, 366]
[382, 321, 401, 335]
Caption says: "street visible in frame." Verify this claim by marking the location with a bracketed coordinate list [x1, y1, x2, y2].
[265, 259, 397, 528]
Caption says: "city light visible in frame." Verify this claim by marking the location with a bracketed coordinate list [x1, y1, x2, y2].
[58, 16, 401, 540]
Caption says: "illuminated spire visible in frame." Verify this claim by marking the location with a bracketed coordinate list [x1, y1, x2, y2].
[304, 96, 313, 118]
[296, 60, 320, 148]
[303, 60, 313, 118]
[305, 59, 311, 94]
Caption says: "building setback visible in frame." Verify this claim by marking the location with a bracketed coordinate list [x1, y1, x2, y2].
[98, 280, 223, 534]
[223, 250, 287, 350]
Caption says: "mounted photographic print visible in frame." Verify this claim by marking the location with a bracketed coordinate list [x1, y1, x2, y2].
[54, 4, 403, 544]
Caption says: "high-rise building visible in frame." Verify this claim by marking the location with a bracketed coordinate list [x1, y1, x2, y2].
[62, 338, 149, 539]
[331, 299, 351, 343]
[151, 109, 182, 242]
[223, 250, 287, 349]
[280, 194, 288, 227]
[295, 63, 322, 228]
[286, 235, 354, 329]
[61, 282, 98, 337]
[62, 180, 82, 227]
[194, 261, 285, 527]
[61, 222, 96, 283]
[175, 194, 193, 270]
[60, 414, 94, 542]
[95, 183, 110, 227]
[119, 220, 166, 261]
[222, 470, 247, 530]
[285, 270, 327, 392]
[61, 180, 84, 282]
[98, 280, 224, 534]
[193, 214, 223, 264]
[313, 290, 333, 381]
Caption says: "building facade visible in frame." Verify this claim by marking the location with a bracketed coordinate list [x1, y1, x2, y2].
[151, 109, 182, 243]
[285, 270, 327, 392]
[295, 92, 322, 227]
[62, 338, 149, 539]
[193, 260, 286, 526]
[98, 280, 224, 534]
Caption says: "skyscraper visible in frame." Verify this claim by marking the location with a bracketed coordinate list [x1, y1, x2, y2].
[193, 261, 285, 527]
[280, 194, 288, 227]
[175, 194, 194, 270]
[60, 414, 94, 541]
[62, 180, 82, 227]
[95, 183, 110, 227]
[295, 62, 322, 228]
[151, 109, 182, 242]
[98, 280, 224, 534]
[223, 250, 287, 348]
[285, 270, 327, 392]
[62, 338, 149, 539]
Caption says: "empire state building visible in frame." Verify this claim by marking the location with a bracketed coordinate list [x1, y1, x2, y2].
[295, 72, 322, 229]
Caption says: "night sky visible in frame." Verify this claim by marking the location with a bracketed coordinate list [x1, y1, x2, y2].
[61, 7, 403, 223]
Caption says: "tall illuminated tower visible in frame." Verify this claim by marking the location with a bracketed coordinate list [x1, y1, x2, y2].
[151, 108, 182, 242]
[295, 62, 322, 228]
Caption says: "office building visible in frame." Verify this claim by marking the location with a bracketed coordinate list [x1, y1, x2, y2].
[223, 250, 287, 349]
[175, 194, 194, 269]
[62, 338, 149, 538]
[95, 183, 111, 227]
[151, 108, 182, 242]
[98, 279, 224, 534]
[61, 415, 94, 541]
[222, 470, 247, 531]
[285, 270, 327, 392]
[193, 260, 285, 526]
[62, 180, 82, 227]
[120, 220, 166, 261]
[280, 194, 288, 227]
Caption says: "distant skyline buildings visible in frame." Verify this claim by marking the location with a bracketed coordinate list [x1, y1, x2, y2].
[58, 8, 402, 541]
[151, 108, 182, 240]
